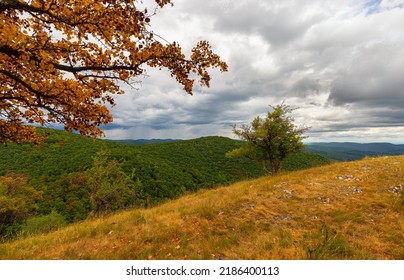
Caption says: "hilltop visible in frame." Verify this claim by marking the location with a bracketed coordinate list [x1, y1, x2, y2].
[0, 129, 330, 187]
[113, 139, 179, 145]
[0, 156, 402, 260]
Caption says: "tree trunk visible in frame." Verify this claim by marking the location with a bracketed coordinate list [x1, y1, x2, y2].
[261, 160, 268, 173]
[270, 160, 281, 174]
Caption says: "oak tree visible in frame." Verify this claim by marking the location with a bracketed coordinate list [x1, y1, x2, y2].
[0, 0, 227, 143]
[227, 104, 309, 174]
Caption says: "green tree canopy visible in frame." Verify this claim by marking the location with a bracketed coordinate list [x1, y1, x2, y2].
[85, 151, 141, 213]
[227, 104, 310, 174]
[0, 173, 40, 238]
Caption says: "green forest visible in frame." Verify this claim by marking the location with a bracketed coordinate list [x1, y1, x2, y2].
[0, 128, 331, 241]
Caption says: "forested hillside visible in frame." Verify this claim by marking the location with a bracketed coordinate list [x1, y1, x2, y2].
[0, 128, 331, 240]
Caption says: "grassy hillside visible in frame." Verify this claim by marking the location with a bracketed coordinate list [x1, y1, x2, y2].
[0, 128, 331, 239]
[1, 156, 402, 260]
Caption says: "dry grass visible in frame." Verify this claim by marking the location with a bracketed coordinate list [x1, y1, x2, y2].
[0, 156, 403, 259]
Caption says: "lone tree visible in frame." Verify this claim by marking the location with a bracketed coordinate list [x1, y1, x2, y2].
[0, 0, 227, 144]
[227, 104, 309, 174]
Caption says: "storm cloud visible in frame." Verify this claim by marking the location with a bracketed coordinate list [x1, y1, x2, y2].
[103, 0, 404, 142]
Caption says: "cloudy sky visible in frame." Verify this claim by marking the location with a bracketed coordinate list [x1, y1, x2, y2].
[103, 0, 404, 143]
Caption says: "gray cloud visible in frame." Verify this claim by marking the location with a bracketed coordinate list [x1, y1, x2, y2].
[329, 42, 404, 108]
[102, 0, 404, 142]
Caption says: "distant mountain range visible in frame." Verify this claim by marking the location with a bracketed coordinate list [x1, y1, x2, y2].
[306, 142, 404, 161]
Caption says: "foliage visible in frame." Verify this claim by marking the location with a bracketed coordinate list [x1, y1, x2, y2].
[85, 151, 141, 213]
[38, 171, 91, 222]
[21, 209, 66, 236]
[0, 174, 40, 239]
[227, 104, 310, 174]
[0, 0, 228, 143]
[281, 151, 333, 171]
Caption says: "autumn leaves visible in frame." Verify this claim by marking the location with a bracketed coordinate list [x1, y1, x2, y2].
[0, 0, 228, 143]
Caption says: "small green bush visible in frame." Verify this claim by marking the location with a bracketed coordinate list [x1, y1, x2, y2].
[304, 222, 352, 259]
[21, 210, 67, 235]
